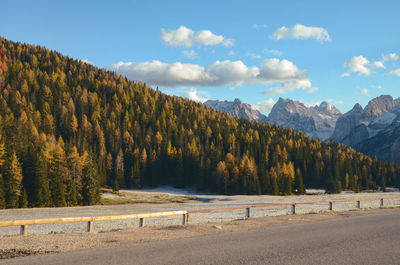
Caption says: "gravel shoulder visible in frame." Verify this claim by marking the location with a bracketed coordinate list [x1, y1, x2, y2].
[1, 207, 399, 260]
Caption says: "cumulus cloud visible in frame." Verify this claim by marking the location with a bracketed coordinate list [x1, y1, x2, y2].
[185, 88, 208, 103]
[262, 48, 282, 56]
[181, 50, 198, 59]
[372, 61, 385, 69]
[252, 98, 275, 115]
[341, 56, 371, 77]
[390, 68, 400, 76]
[342, 53, 399, 77]
[269, 24, 331, 43]
[161, 26, 234, 48]
[382, 53, 399, 62]
[111, 58, 313, 94]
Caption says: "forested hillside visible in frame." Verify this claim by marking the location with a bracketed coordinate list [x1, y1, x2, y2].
[0, 37, 399, 209]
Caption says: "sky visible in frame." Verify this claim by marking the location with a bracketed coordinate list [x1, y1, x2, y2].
[2, 0, 400, 114]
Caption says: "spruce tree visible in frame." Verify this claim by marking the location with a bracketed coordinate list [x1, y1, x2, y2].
[81, 156, 100, 205]
[5, 152, 24, 208]
[294, 168, 306, 195]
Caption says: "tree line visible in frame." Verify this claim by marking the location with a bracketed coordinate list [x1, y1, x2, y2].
[0, 37, 399, 208]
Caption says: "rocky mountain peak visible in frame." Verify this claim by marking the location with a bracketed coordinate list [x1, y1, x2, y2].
[351, 103, 363, 113]
[364, 95, 400, 117]
[203, 98, 268, 123]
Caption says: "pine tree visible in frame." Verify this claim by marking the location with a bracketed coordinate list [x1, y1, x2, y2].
[81, 156, 100, 205]
[294, 168, 306, 195]
[5, 152, 24, 208]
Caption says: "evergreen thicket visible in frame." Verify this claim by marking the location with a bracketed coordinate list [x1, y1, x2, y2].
[0, 37, 399, 208]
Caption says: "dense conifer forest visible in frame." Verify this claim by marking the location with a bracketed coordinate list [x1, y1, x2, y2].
[0, 37, 399, 208]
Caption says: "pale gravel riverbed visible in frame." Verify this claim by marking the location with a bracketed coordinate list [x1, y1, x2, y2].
[1, 188, 399, 236]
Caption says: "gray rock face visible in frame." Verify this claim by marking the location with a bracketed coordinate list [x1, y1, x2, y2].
[330, 103, 365, 142]
[354, 104, 400, 163]
[309, 101, 342, 139]
[268, 98, 317, 138]
[330, 95, 400, 143]
[204, 98, 268, 123]
[268, 98, 341, 139]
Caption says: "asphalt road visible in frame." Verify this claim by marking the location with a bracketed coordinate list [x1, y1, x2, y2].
[3, 210, 400, 265]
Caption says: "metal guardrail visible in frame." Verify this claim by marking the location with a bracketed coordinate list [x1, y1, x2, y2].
[1, 196, 400, 236]
[0, 210, 188, 235]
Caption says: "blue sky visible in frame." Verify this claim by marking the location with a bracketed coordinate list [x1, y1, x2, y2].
[2, 0, 400, 114]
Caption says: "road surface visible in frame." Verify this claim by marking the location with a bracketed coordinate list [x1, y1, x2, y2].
[3, 210, 400, 265]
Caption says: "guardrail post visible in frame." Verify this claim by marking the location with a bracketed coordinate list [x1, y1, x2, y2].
[292, 204, 296, 214]
[182, 214, 189, 225]
[185, 213, 189, 224]
[356, 201, 361, 209]
[329, 202, 333, 211]
[87, 221, 93, 233]
[139, 218, 145, 227]
[246, 207, 251, 218]
[20, 225, 28, 236]
[380, 198, 384, 208]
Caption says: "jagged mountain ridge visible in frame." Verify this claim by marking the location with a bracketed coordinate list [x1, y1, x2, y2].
[352, 104, 400, 163]
[268, 98, 341, 140]
[204, 97, 341, 140]
[204, 98, 268, 123]
[330, 95, 400, 144]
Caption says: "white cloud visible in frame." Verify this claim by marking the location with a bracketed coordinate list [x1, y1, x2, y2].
[262, 49, 282, 56]
[269, 24, 331, 43]
[377, 85, 385, 90]
[390, 68, 400, 76]
[245, 53, 261, 59]
[341, 56, 371, 77]
[253, 24, 268, 29]
[382, 53, 399, 62]
[181, 50, 198, 59]
[160, 26, 234, 48]
[252, 98, 275, 115]
[342, 53, 400, 77]
[111, 58, 313, 94]
[361, 88, 369, 95]
[335, 100, 344, 105]
[185, 88, 208, 103]
[372, 61, 385, 69]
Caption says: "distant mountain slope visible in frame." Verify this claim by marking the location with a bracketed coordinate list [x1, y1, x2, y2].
[268, 98, 341, 140]
[353, 104, 400, 163]
[204, 98, 268, 123]
[330, 95, 400, 144]
[204, 97, 341, 140]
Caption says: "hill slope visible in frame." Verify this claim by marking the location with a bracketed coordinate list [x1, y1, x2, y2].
[0, 37, 399, 208]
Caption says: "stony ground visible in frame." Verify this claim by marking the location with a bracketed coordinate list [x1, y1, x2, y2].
[1, 208, 399, 260]
[1, 188, 399, 236]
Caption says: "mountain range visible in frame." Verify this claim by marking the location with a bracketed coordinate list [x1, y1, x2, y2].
[204, 98, 342, 140]
[204, 95, 400, 163]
